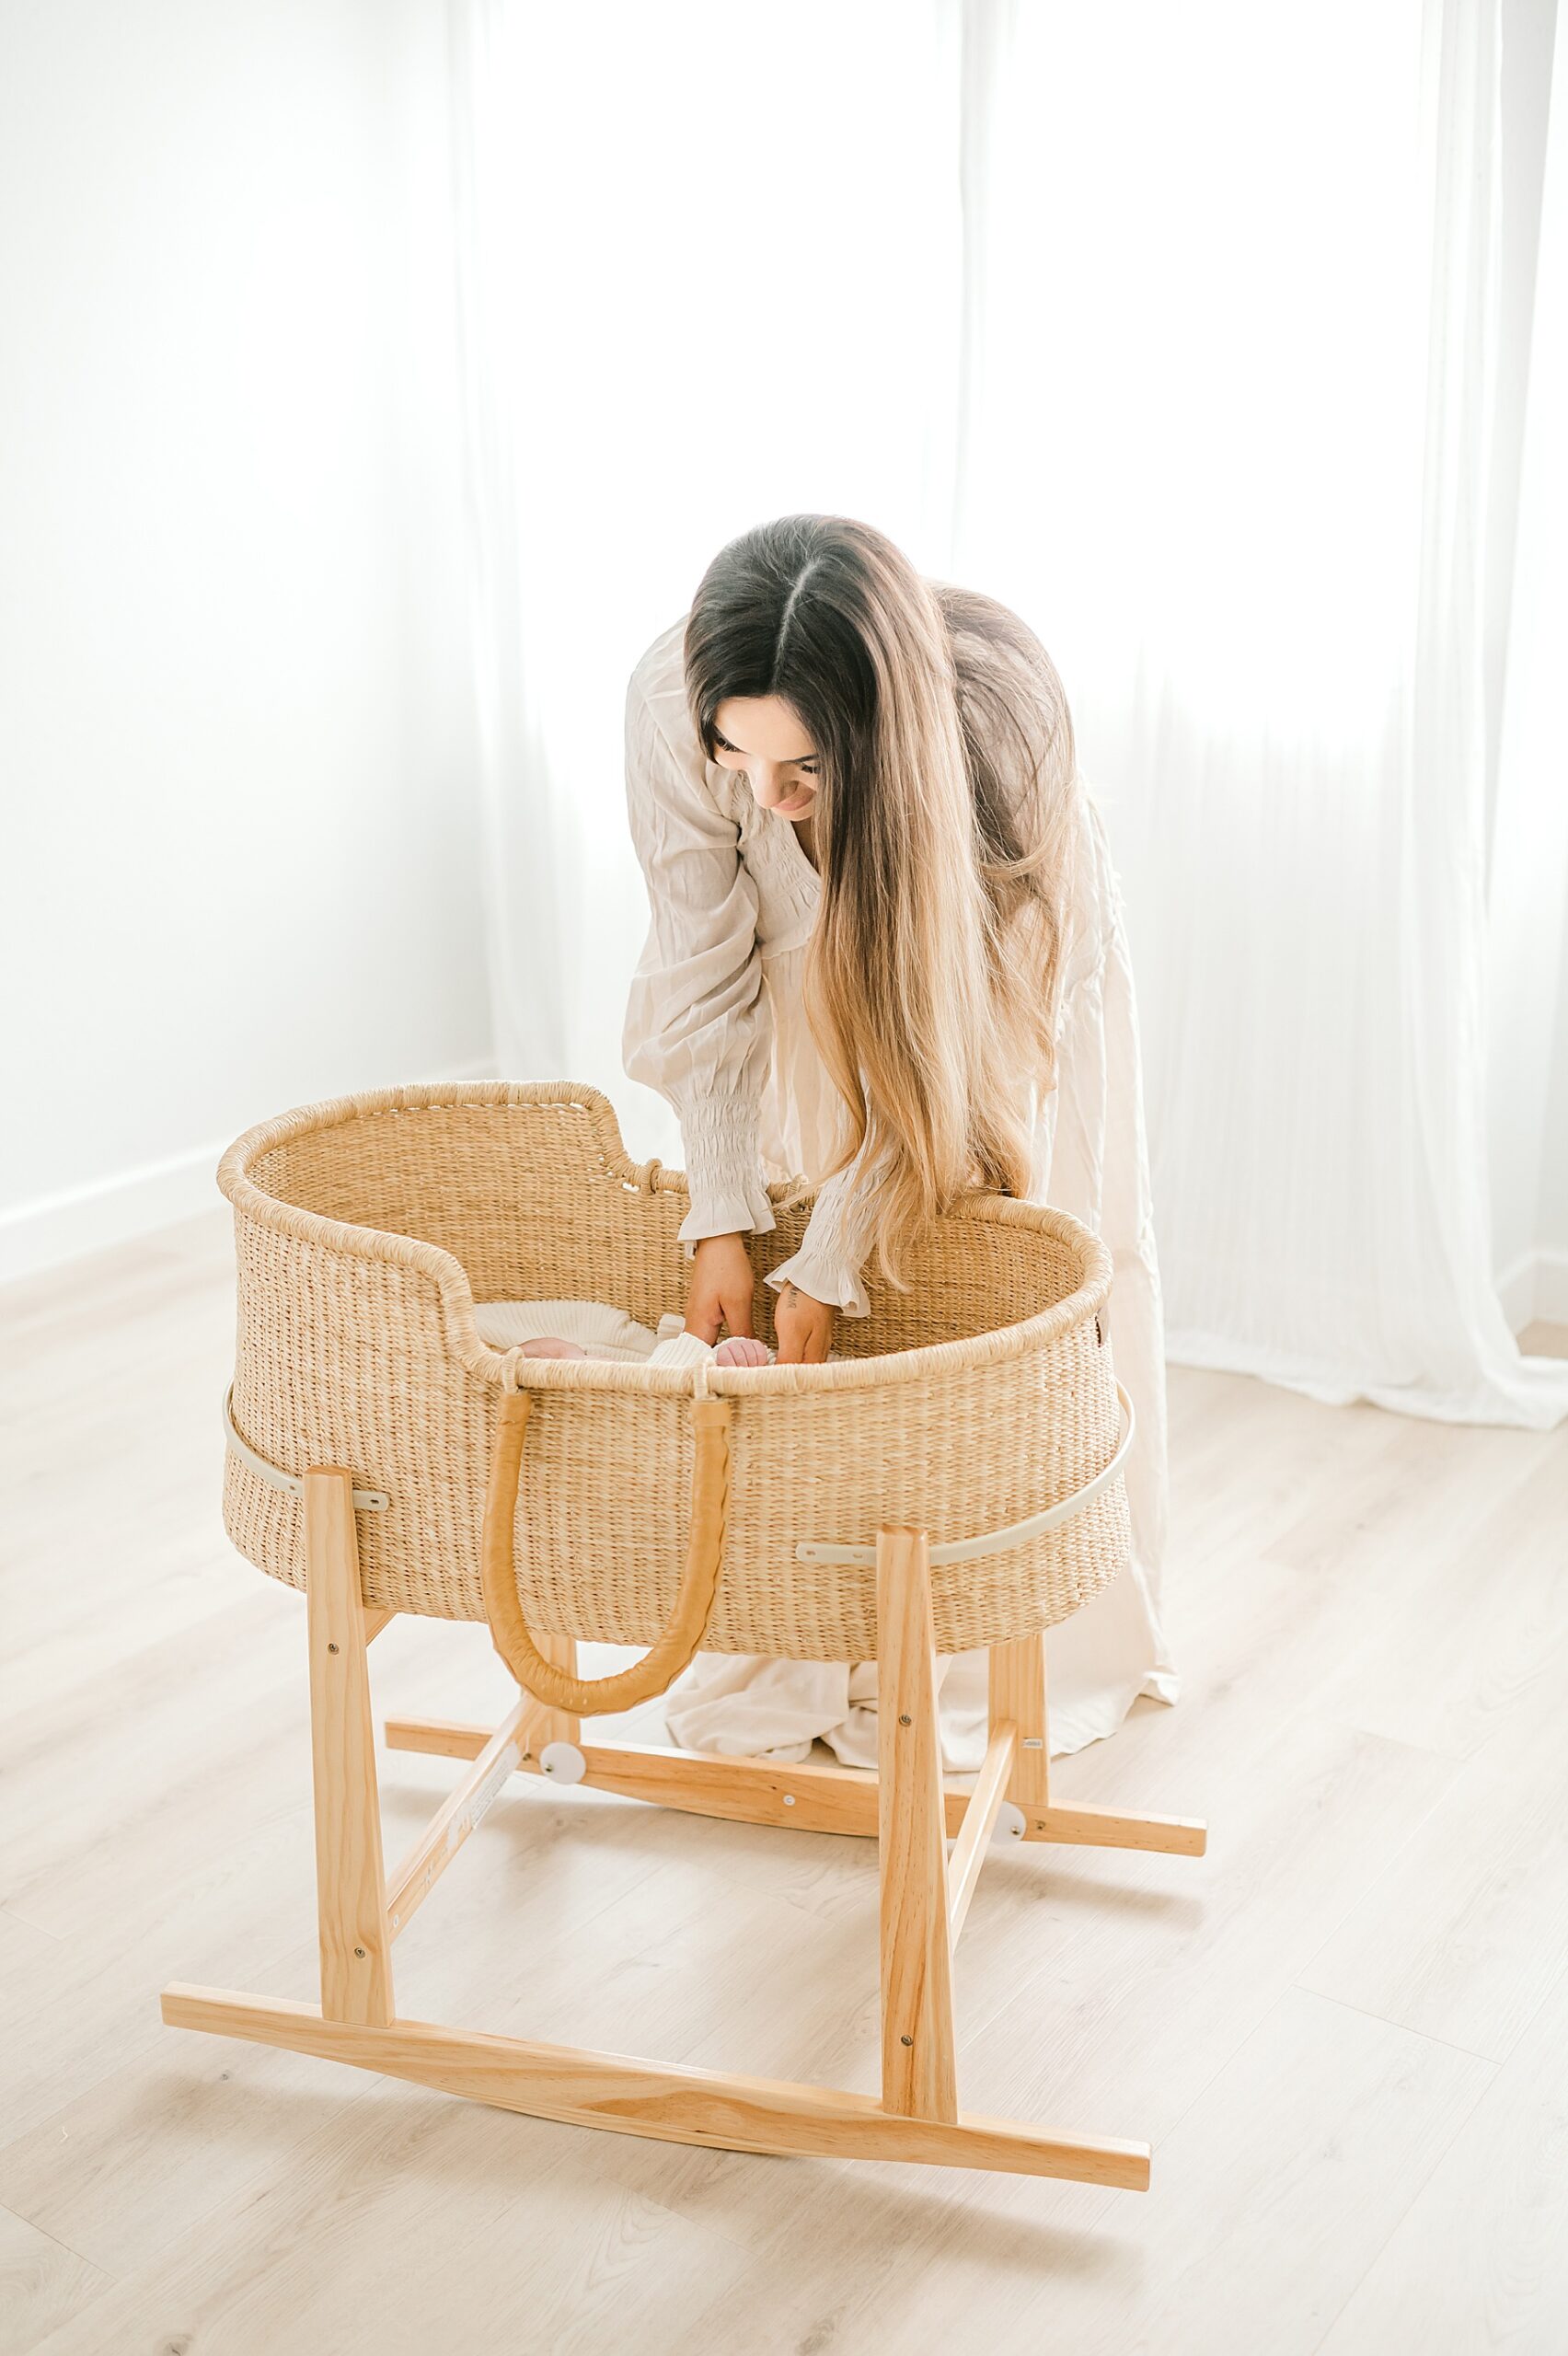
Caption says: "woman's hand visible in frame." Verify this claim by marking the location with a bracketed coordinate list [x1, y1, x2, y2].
[685, 1232, 756, 1345]
[773, 1280, 836, 1365]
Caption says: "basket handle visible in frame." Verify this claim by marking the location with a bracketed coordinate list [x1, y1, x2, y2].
[479, 1387, 733, 1716]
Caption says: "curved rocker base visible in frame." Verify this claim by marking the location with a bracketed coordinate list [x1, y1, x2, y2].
[159, 1986, 1151, 2189]
[158, 1467, 1207, 2191]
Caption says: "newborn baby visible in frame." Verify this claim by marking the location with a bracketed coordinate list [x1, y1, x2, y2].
[472, 1298, 773, 1369]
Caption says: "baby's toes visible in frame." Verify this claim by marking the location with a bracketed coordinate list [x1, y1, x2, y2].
[518, 1335, 586, 1359]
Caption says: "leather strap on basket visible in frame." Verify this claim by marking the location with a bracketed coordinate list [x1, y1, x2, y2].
[479, 1388, 733, 1716]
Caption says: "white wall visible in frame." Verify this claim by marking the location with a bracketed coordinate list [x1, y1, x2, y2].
[0, 0, 490, 1279]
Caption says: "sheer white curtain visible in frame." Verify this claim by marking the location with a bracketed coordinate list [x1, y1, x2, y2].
[952, 0, 1567, 1426]
[446, 0, 964, 1150]
[448, 0, 1568, 1428]
[1488, 5, 1568, 1352]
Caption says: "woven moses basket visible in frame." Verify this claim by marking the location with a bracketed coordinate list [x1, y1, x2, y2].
[167, 1078, 1205, 2190]
[220, 1080, 1132, 1675]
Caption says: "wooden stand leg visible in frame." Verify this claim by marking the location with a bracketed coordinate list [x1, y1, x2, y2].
[989, 1632, 1050, 1811]
[305, 1468, 393, 2027]
[876, 1528, 957, 2124]
[522, 1632, 581, 1753]
[992, 1628, 1208, 1859]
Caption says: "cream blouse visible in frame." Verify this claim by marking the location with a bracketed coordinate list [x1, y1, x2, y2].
[619, 608, 1178, 1762]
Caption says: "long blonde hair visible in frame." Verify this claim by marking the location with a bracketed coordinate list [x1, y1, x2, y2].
[684, 514, 1078, 1296]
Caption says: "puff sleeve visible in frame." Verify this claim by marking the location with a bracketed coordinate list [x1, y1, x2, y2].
[621, 670, 778, 1257]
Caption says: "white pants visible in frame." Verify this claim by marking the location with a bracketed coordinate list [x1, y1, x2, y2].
[664, 1649, 994, 1774]
[665, 1558, 1171, 1771]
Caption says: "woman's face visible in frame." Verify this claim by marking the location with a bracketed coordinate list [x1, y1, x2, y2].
[710, 696, 820, 823]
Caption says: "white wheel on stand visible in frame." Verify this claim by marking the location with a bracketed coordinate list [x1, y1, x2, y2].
[539, 1740, 587, 1784]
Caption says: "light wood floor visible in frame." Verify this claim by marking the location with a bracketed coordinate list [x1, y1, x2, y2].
[3, 1212, 1566, 2356]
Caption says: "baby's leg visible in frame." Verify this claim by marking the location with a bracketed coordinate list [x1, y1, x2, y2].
[516, 1335, 586, 1359]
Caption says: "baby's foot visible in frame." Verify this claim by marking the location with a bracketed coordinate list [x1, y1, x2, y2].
[714, 1334, 770, 1366]
[517, 1335, 586, 1359]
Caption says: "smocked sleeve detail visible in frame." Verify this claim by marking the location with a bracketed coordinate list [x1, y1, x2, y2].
[621, 668, 778, 1257]
[764, 1140, 880, 1318]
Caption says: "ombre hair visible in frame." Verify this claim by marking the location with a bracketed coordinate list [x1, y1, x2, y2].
[683, 514, 1079, 1298]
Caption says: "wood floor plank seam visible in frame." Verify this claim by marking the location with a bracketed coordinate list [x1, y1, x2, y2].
[0, 2200, 107, 2278]
[1286, 1981, 1512, 2069]
[0, 1900, 67, 1944]
[1294, 2055, 1504, 2356]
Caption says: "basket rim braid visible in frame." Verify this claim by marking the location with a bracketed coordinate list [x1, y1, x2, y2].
[218, 1080, 1112, 1399]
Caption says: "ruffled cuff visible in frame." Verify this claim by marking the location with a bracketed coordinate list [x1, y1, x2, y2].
[675, 1094, 778, 1258]
[764, 1242, 870, 1318]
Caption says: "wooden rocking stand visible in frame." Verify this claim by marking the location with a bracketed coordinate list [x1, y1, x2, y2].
[163, 1454, 1206, 2190]
[166, 1085, 1210, 2191]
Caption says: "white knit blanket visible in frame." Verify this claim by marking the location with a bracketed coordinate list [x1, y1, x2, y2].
[471, 1299, 775, 1368]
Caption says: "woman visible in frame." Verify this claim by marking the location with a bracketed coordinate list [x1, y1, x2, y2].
[622, 514, 1178, 1769]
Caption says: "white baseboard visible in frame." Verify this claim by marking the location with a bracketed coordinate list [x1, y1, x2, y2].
[1496, 1246, 1568, 1335]
[0, 1059, 497, 1287]
[1530, 1249, 1568, 1330]
[1496, 1251, 1538, 1333]
[0, 1136, 234, 1287]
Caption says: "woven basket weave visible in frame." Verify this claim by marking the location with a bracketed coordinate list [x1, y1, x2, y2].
[219, 1081, 1130, 1660]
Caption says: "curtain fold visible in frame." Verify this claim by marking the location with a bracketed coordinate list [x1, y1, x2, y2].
[1487, 4, 1568, 1339]
[448, 0, 1568, 1428]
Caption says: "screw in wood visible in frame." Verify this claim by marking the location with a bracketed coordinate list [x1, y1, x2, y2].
[328, 1643, 340, 1655]
[898, 1714, 912, 1726]
[354, 1946, 366, 1958]
[900, 2035, 914, 2047]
